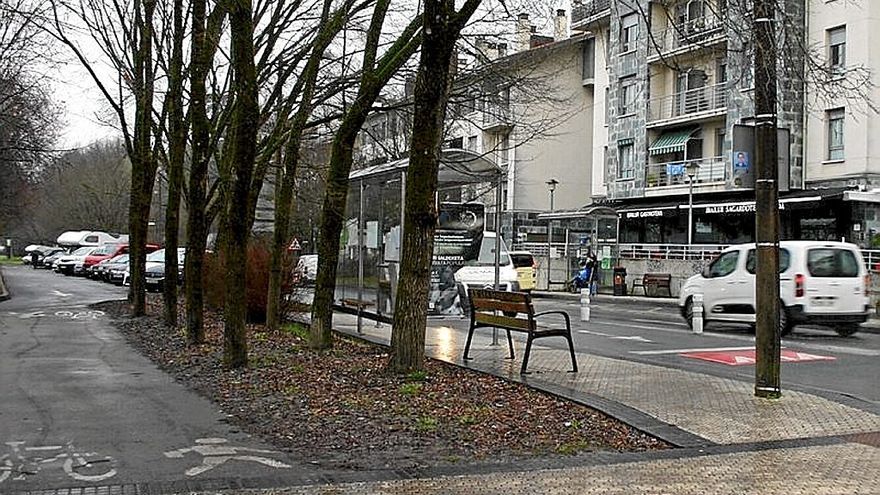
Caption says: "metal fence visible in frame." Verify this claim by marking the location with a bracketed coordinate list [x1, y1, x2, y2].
[645, 156, 726, 189]
[647, 83, 727, 123]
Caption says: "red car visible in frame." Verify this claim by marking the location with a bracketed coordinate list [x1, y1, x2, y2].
[83, 243, 160, 270]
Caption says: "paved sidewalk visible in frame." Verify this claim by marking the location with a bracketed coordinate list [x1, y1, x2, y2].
[269, 311, 880, 494]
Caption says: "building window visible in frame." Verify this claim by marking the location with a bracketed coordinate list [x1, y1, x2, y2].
[499, 134, 510, 165]
[714, 128, 725, 157]
[467, 135, 478, 151]
[447, 136, 464, 149]
[826, 108, 845, 161]
[618, 141, 635, 179]
[716, 58, 727, 84]
[828, 26, 846, 73]
[620, 14, 639, 53]
[619, 77, 637, 115]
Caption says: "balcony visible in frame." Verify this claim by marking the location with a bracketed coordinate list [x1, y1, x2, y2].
[644, 156, 725, 190]
[648, 14, 725, 58]
[572, 0, 611, 27]
[482, 102, 512, 132]
[647, 83, 727, 125]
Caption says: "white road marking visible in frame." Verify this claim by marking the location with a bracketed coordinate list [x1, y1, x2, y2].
[164, 438, 291, 477]
[51, 290, 72, 297]
[631, 346, 757, 356]
[610, 335, 653, 343]
[578, 330, 612, 337]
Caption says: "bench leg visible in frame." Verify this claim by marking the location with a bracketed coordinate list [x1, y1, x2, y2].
[520, 334, 534, 374]
[463, 324, 476, 361]
[565, 332, 578, 373]
[505, 329, 515, 360]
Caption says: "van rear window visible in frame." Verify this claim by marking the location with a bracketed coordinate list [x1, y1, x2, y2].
[510, 254, 534, 268]
[807, 248, 860, 277]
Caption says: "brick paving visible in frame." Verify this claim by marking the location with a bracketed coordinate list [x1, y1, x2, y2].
[260, 443, 880, 494]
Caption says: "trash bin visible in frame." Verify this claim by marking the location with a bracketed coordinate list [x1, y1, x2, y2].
[613, 266, 627, 296]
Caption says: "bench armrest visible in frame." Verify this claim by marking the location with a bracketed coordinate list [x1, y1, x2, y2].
[533, 310, 571, 329]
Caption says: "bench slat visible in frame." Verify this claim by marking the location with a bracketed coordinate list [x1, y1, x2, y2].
[469, 289, 533, 304]
[474, 313, 535, 331]
[471, 299, 531, 314]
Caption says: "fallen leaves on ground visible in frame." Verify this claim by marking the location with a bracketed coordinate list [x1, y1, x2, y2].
[93, 296, 667, 471]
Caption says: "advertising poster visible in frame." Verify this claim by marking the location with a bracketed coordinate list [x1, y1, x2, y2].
[429, 202, 485, 315]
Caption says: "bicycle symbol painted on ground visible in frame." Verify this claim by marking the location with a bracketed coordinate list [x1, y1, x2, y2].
[54, 310, 105, 320]
[0, 441, 117, 483]
[164, 438, 291, 476]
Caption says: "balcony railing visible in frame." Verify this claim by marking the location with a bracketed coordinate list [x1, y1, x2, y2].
[644, 156, 725, 189]
[572, 0, 611, 25]
[482, 102, 511, 131]
[647, 83, 727, 123]
[649, 14, 725, 54]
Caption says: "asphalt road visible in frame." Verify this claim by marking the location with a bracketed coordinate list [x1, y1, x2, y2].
[430, 294, 880, 412]
[0, 266, 322, 492]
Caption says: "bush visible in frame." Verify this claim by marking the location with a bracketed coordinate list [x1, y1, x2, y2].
[204, 236, 293, 323]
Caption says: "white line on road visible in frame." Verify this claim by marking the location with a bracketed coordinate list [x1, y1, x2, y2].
[631, 346, 756, 355]
[51, 290, 72, 297]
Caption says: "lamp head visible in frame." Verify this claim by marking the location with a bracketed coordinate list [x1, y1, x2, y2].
[546, 178, 559, 191]
[685, 162, 701, 178]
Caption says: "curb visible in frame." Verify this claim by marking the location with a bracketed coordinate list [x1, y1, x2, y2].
[0, 266, 9, 301]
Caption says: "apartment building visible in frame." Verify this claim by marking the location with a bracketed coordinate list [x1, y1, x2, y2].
[572, 0, 880, 248]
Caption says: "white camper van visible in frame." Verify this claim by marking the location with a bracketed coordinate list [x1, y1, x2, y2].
[56, 230, 125, 248]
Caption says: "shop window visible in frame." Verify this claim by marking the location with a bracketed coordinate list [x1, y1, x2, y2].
[826, 108, 845, 160]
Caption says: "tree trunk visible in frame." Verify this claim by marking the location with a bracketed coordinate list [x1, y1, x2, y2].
[223, 0, 259, 368]
[129, 0, 158, 317]
[163, 0, 186, 328]
[388, 0, 458, 374]
[184, 0, 211, 344]
[266, 164, 294, 331]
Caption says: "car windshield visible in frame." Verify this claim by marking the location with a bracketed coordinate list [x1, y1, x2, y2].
[71, 247, 92, 256]
[110, 254, 130, 264]
[463, 237, 511, 267]
[94, 244, 118, 255]
[147, 249, 166, 262]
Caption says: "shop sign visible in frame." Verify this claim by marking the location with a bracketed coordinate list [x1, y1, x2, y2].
[703, 203, 786, 214]
[625, 209, 666, 219]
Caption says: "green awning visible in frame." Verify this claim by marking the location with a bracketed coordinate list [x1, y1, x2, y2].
[649, 128, 698, 155]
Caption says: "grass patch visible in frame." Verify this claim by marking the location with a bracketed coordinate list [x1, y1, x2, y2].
[415, 416, 439, 432]
[406, 370, 428, 382]
[399, 382, 422, 396]
[283, 322, 310, 341]
[0, 258, 23, 266]
[555, 440, 591, 455]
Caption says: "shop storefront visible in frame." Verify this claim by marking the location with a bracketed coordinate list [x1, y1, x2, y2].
[615, 187, 880, 248]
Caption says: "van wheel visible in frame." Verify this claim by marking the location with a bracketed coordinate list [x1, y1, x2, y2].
[684, 297, 694, 329]
[835, 324, 860, 337]
[779, 306, 792, 337]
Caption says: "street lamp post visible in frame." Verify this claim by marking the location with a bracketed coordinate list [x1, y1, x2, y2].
[686, 162, 700, 245]
[546, 179, 558, 290]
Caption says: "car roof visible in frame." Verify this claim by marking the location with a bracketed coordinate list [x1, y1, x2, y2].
[725, 240, 861, 251]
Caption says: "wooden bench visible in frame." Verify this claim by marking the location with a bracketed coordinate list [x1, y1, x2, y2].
[463, 289, 578, 374]
[632, 273, 673, 297]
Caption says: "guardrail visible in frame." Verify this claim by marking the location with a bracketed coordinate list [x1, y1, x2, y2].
[645, 156, 725, 189]
[649, 15, 725, 54]
[647, 83, 727, 123]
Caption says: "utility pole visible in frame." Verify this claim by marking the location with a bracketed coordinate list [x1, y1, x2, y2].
[753, 0, 781, 398]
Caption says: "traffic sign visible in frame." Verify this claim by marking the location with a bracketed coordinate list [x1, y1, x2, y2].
[681, 348, 836, 366]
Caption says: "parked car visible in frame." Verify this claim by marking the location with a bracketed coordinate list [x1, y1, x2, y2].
[508, 251, 537, 292]
[83, 243, 160, 270]
[292, 254, 318, 286]
[42, 250, 68, 270]
[56, 230, 125, 249]
[103, 254, 131, 285]
[28, 246, 65, 269]
[678, 241, 871, 336]
[87, 257, 113, 280]
[144, 248, 187, 292]
[56, 247, 99, 275]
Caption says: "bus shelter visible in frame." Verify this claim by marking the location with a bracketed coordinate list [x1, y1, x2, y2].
[536, 206, 619, 291]
[337, 149, 503, 331]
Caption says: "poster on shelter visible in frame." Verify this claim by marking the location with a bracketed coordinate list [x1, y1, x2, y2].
[429, 202, 485, 315]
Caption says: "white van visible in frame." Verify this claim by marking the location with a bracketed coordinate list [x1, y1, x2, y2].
[679, 241, 870, 336]
[453, 232, 519, 292]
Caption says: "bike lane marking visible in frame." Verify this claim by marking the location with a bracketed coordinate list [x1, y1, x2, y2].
[164, 438, 291, 477]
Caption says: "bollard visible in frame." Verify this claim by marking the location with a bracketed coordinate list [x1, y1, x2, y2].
[580, 288, 591, 322]
[692, 293, 704, 334]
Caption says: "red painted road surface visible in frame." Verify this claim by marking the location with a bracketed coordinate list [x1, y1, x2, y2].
[681, 349, 836, 366]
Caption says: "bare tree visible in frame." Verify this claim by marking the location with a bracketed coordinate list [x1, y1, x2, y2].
[388, 0, 482, 373]
[309, 0, 423, 350]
